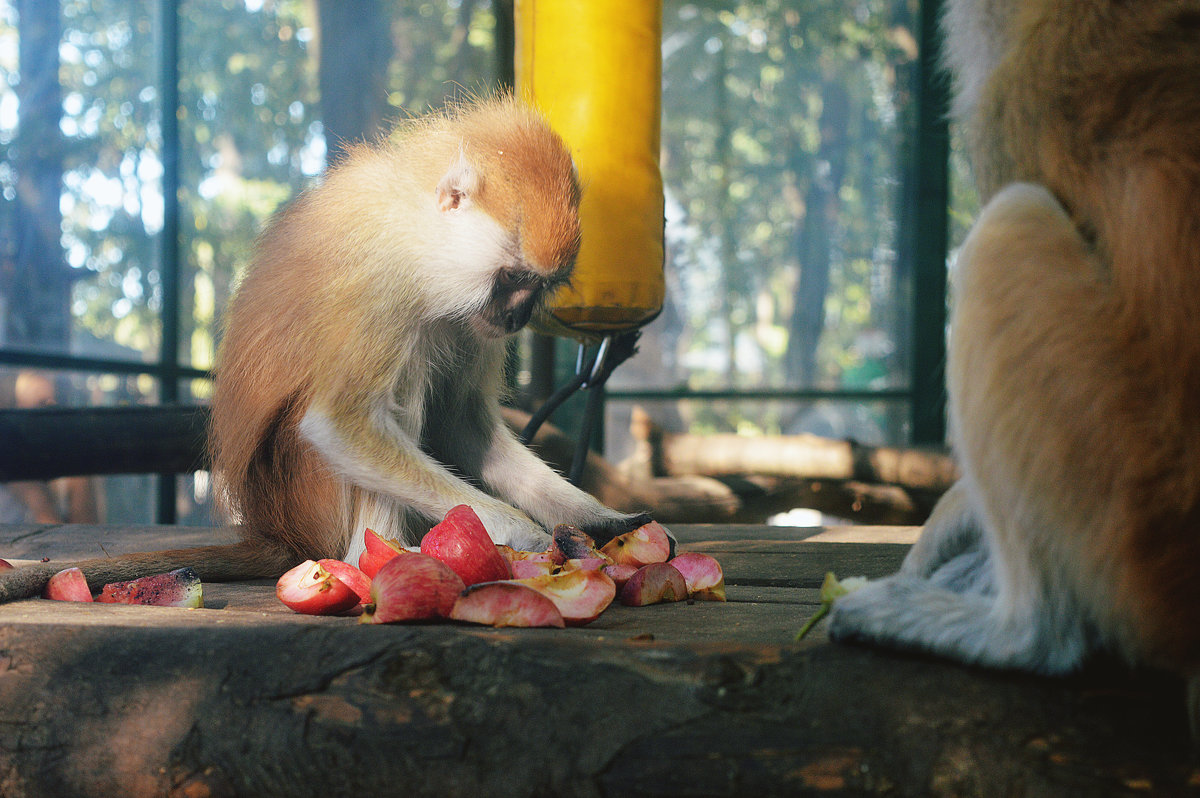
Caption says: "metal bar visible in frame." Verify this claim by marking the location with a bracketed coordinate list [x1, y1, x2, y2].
[0, 348, 209, 380]
[604, 388, 911, 403]
[909, 0, 951, 445]
[155, 0, 182, 522]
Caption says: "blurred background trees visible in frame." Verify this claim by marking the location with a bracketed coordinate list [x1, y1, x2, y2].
[0, 0, 974, 524]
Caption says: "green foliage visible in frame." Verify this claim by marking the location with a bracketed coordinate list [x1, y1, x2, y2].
[655, 0, 922, 435]
[3, 0, 499, 384]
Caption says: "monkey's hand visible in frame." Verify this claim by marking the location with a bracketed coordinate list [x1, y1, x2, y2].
[474, 504, 554, 552]
[576, 511, 658, 549]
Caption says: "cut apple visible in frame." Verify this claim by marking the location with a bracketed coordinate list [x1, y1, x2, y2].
[0, 558, 12, 571]
[618, 562, 688, 607]
[43, 567, 93, 602]
[361, 552, 465, 624]
[495, 545, 555, 563]
[603, 562, 639, 590]
[668, 552, 727, 601]
[450, 582, 565, 628]
[513, 568, 616, 626]
[600, 521, 672, 567]
[358, 528, 408, 578]
[276, 560, 359, 615]
[420, 505, 512, 586]
[561, 557, 606, 573]
[363, 527, 405, 557]
[316, 558, 372, 604]
[97, 567, 203, 609]
[509, 559, 556, 579]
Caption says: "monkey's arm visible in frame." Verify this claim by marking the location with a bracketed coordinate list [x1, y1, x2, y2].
[475, 413, 651, 544]
[297, 403, 552, 551]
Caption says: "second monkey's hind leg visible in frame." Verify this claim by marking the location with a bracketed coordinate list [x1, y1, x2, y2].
[830, 183, 1103, 674]
[900, 478, 991, 591]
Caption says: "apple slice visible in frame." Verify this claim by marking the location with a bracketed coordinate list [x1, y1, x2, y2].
[43, 567, 93, 602]
[514, 568, 616, 626]
[420, 505, 512, 586]
[358, 528, 408, 578]
[600, 521, 672, 567]
[0, 558, 12, 570]
[495, 545, 555, 563]
[275, 560, 359, 615]
[450, 582, 565, 628]
[361, 552, 465, 624]
[317, 558, 372, 604]
[510, 559, 556, 579]
[548, 524, 611, 565]
[97, 567, 203, 608]
[669, 552, 727, 601]
[603, 562, 639, 590]
[618, 562, 688, 607]
[561, 557, 606, 573]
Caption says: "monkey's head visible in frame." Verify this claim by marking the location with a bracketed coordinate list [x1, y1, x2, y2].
[426, 97, 582, 340]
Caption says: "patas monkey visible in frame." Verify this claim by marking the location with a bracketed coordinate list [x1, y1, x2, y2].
[0, 95, 649, 600]
[830, 0, 1200, 710]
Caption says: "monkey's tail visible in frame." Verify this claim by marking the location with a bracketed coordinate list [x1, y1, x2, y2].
[0, 540, 299, 603]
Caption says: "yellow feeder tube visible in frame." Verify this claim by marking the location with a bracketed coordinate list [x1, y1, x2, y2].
[516, 0, 665, 340]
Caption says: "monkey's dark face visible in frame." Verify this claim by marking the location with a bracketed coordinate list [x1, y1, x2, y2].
[479, 265, 568, 337]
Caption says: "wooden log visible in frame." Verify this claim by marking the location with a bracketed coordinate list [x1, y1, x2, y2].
[623, 406, 960, 493]
[507, 407, 934, 524]
[0, 589, 1191, 797]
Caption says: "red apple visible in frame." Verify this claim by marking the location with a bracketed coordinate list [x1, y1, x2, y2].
[420, 505, 512, 586]
[669, 552, 727, 601]
[361, 552, 465, 624]
[514, 568, 617, 626]
[618, 562, 688, 607]
[0, 558, 12, 571]
[548, 524, 611, 565]
[510, 560, 556, 579]
[317, 559, 372, 604]
[600, 521, 672, 567]
[97, 567, 203, 608]
[450, 582, 565, 628]
[43, 567, 93, 602]
[358, 528, 408, 578]
[364, 527, 405, 557]
[275, 560, 359, 615]
[603, 562, 639, 590]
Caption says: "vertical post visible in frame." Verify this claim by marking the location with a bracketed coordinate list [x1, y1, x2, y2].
[156, 0, 181, 522]
[909, 0, 950, 445]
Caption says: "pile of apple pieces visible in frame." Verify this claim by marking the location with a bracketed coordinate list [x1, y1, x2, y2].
[2, 557, 204, 608]
[276, 505, 726, 629]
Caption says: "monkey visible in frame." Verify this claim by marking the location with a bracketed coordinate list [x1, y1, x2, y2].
[0, 94, 651, 601]
[829, 0, 1200, 713]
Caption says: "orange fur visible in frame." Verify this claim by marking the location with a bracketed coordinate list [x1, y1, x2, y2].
[966, 1, 1200, 668]
[830, 1, 1200, 694]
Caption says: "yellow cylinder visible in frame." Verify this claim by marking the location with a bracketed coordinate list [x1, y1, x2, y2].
[516, 0, 665, 340]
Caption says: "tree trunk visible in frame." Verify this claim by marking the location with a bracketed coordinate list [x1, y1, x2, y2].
[316, 0, 393, 161]
[6, 1, 70, 350]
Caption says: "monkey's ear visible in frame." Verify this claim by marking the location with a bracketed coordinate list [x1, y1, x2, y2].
[436, 151, 480, 212]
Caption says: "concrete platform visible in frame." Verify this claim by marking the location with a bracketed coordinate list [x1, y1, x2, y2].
[0, 523, 1195, 797]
